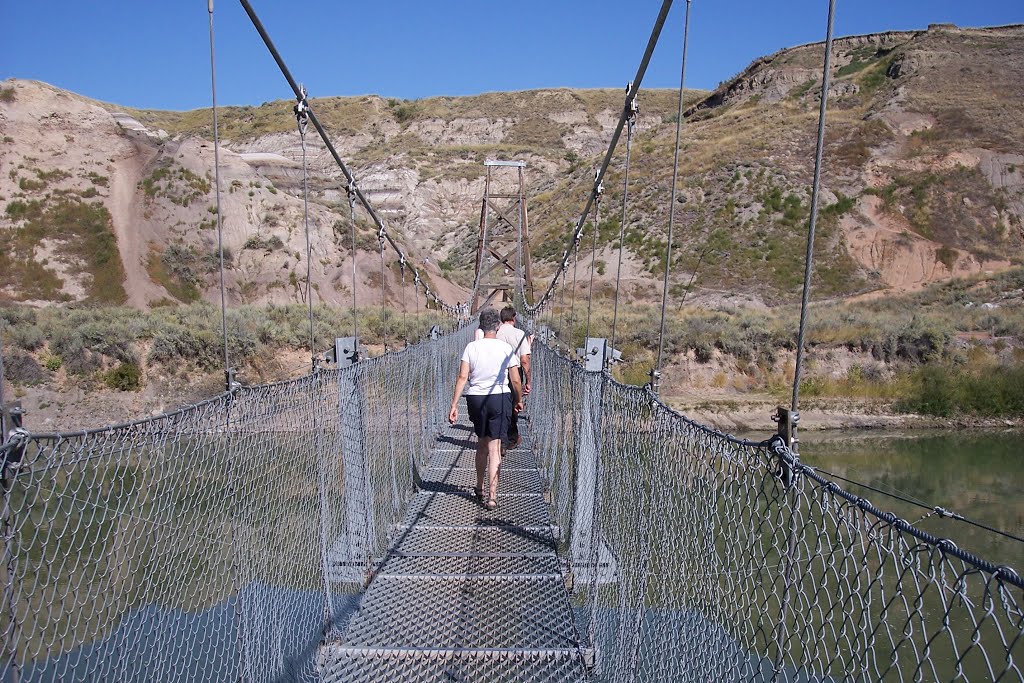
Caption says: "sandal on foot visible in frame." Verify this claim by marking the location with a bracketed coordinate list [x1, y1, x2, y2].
[484, 498, 498, 511]
[474, 487, 484, 502]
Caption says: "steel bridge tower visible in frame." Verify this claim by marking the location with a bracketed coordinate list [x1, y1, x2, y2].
[471, 160, 535, 313]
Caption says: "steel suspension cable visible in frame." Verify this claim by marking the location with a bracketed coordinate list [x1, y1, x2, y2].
[791, 0, 838, 419]
[653, 0, 692, 393]
[208, 0, 231, 388]
[295, 90, 316, 367]
[525, 0, 675, 316]
[609, 95, 638, 359]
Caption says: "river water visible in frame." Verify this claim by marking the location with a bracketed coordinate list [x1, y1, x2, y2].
[747, 428, 1024, 571]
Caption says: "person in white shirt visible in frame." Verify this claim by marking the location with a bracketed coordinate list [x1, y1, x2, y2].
[449, 308, 523, 510]
[496, 306, 531, 449]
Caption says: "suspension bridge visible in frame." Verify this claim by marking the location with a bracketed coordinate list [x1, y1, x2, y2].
[2, 1, 1023, 682]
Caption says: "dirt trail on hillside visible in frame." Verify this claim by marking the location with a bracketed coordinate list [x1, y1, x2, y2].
[110, 143, 163, 307]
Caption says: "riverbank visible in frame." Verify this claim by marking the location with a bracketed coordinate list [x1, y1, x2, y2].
[664, 394, 1024, 435]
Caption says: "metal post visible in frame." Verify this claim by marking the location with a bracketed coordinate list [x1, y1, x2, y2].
[571, 339, 616, 583]
[1, 357, 20, 683]
[331, 348, 375, 583]
[1, 469, 19, 683]
[314, 371, 336, 624]
[0, 334, 5, 437]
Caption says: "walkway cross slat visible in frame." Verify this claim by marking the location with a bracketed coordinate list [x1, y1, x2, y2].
[318, 410, 588, 682]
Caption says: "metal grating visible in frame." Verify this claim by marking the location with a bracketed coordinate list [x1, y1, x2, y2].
[376, 554, 562, 578]
[403, 491, 551, 527]
[422, 466, 544, 495]
[341, 576, 579, 649]
[321, 411, 585, 682]
[445, 448, 536, 469]
[389, 526, 557, 557]
[319, 647, 586, 683]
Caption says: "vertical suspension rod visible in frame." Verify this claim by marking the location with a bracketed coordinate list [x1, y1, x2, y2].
[773, 5, 838, 683]
[528, 0, 675, 313]
[237, 0, 451, 314]
[209, 0, 231, 386]
[653, 0, 692, 390]
[207, 3, 246, 679]
[791, 0, 838, 418]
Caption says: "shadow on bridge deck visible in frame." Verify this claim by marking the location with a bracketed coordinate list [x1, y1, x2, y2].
[318, 411, 589, 682]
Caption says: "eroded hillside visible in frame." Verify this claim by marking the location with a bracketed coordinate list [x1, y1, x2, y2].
[1, 23, 1022, 313]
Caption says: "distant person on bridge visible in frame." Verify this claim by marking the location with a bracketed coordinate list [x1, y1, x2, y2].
[496, 306, 531, 449]
[449, 307, 523, 510]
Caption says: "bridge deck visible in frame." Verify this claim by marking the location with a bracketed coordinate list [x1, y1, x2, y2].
[320, 415, 588, 682]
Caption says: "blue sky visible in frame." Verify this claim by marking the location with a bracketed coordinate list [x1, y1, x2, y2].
[3, 1, 1022, 111]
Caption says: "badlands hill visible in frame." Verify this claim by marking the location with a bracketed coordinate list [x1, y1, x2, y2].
[1, 22, 1022, 312]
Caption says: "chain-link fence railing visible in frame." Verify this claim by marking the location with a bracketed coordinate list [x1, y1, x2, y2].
[530, 341, 1024, 683]
[0, 325, 469, 683]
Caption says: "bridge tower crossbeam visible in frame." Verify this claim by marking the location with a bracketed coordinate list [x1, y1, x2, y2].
[471, 160, 535, 313]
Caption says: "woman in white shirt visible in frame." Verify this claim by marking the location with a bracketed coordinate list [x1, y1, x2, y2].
[449, 308, 524, 510]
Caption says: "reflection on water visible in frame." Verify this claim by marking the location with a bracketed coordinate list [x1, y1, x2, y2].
[13, 586, 360, 683]
[745, 429, 1024, 572]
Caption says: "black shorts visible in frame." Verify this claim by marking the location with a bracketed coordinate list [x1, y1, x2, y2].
[465, 393, 513, 439]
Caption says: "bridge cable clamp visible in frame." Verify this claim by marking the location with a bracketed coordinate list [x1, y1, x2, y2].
[625, 81, 640, 120]
[293, 84, 310, 136]
[224, 367, 241, 395]
[2, 426, 29, 474]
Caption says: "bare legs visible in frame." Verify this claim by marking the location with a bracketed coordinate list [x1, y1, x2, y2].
[487, 437, 502, 503]
[475, 437, 488, 499]
[474, 435, 502, 506]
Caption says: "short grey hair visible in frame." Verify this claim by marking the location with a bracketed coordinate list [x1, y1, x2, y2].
[478, 308, 500, 333]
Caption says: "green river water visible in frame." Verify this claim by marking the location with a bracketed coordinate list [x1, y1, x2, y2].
[746, 428, 1024, 572]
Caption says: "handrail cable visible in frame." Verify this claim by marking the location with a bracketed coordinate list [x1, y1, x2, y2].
[609, 88, 638, 360]
[237, 0, 457, 317]
[652, 0, 692, 393]
[524, 0, 675, 316]
[791, 0, 839, 419]
[812, 464, 1024, 545]
[208, 0, 231, 387]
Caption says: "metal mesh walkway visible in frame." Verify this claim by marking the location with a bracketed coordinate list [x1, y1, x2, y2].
[319, 413, 589, 682]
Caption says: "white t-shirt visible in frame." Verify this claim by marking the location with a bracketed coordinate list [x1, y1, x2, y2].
[460, 338, 520, 395]
[496, 323, 531, 360]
